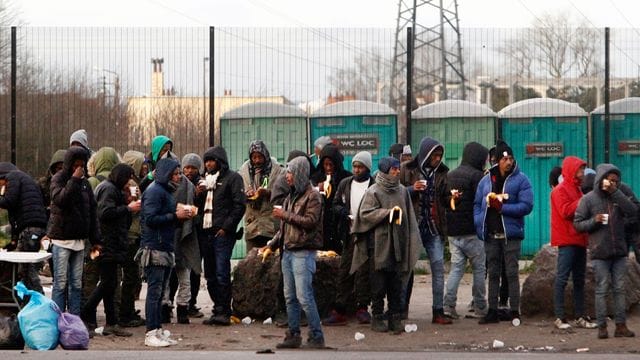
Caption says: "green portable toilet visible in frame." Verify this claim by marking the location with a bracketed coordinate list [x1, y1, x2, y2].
[220, 102, 308, 171]
[411, 100, 497, 167]
[591, 97, 640, 192]
[309, 100, 397, 170]
[220, 102, 308, 259]
[498, 98, 588, 256]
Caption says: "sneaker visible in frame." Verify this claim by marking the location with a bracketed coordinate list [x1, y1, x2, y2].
[119, 314, 146, 328]
[554, 318, 572, 330]
[355, 308, 372, 324]
[598, 325, 608, 339]
[159, 329, 178, 345]
[274, 312, 288, 328]
[203, 313, 230, 326]
[84, 322, 97, 339]
[302, 336, 325, 349]
[145, 329, 171, 347]
[443, 306, 460, 320]
[478, 308, 499, 324]
[104, 325, 133, 337]
[574, 317, 597, 329]
[322, 310, 347, 326]
[371, 314, 388, 332]
[188, 306, 205, 318]
[276, 331, 302, 349]
[432, 309, 453, 325]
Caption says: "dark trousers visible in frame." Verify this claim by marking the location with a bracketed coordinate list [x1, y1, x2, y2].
[82, 261, 119, 326]
[17, 227, 45, 293]
[371, 269, 404, 316]
[202, 232, 235, 315]
[119, 240, 142, 320]
[335, 235, 371, 313]
[145, 266, 171, 331]
[486, 237, 521, 311]
[554, 245, 587, 319]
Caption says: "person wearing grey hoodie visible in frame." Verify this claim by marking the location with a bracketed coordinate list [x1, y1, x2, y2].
[574, 164, 637, 339]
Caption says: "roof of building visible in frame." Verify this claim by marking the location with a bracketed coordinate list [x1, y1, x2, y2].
[412, 100, 497, 118]
[220, 101, 306, 119]
[498, 98, 587, 118]
[311, 100, 396, 117]
[592, 97, 640, 114]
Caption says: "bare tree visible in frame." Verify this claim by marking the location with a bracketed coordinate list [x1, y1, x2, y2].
[328, 49, 391, 102]
[498, 35, 534, 79]
[571, 24, 601, 78]
[532, 12, 574, 79]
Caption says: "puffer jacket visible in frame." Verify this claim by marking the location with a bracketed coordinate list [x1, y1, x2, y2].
[446, 142, 488, 236]
[47, 146, 101, 244]
[0, 163, 48, 232]
[473, 162, 534, 241]
[140, 158, 179, 253]
[574, 164, 638, 260]
[399, 137, 450, 237]
[550, 156, 588, 248]
[199, 146, 246, 235]
[270, 183, 324, 251]
[94, 164, 133, 263]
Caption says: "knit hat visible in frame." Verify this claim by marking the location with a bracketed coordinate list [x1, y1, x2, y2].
[378, 156, 400, 174]
[494, 140, 513, 159]
[182, 153, 203, 174]
[69, 129, 89, 151]
[388, 143, 404, 157]
[352, 151, 373, 171]
[402, 145, 412, 155]
[314, 136, 333, 150]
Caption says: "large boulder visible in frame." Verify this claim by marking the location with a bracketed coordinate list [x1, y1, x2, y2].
[521, 245, 640, 317]
[231, 248, 339, 319]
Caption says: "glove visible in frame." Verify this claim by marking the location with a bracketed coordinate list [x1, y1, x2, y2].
[489, 196, 503, 211]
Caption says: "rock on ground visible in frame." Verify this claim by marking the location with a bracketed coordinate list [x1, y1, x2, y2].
[521, 244, 640, 317]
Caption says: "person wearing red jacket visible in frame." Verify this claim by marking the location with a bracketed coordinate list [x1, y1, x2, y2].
[551, 156, 596, 330]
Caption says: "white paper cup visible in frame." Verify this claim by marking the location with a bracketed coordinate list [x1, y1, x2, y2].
[41, 239, 50, 251]
[273, 205, 282, 210]
[418, 180, 427, 186]
[602, 214, 609, 225]
[129, 186, 137, 197]
[512, 318, 521, 327]
[492, 339, 504, 348]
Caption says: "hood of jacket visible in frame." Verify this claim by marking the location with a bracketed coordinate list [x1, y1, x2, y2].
[93, 147, 121, 176]
[594, 163, 621, 196]
[122, 150, 146, 177]
[154, 158, 180, 186]
[151, 135, 173, 162]
[48, 149, 67, 175]
[0, 162, 17, 179]
[461, 142, 488, 171]
[203, 146, 229, 174]
[561, 156, 587, 188]
[287, 156, 310, 195]
[416, 136, 444, 177]
[109, 163, 135, 190]
[63, 146, 90, 177]
[317, 143, 345, 174]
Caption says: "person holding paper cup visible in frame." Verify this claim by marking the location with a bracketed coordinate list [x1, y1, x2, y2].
[574, 164, 637, 339]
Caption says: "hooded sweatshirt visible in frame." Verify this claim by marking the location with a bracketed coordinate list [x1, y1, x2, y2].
[574, 164, 638, 260]
[550, 156, 588, 248]
[0, 163, 48, 233]
[140, 135, 175, 192]
[88, 147, 121, 190]
[446, 142, 489, 236]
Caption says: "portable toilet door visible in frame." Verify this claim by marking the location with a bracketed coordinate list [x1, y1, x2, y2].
[498, 98, 588, 256]
[220, 102, 308, 171]
[591, 97, 640, 192]
[411, 100, 497, 168]
[220, 101, 308, 259]
[309, 100, 397, 171]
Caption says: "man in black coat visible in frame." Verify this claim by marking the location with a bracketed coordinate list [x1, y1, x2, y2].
[0, 162, 48, 293]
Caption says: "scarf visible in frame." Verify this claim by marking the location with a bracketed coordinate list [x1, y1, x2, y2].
[248, 140, 272, 189]
[375, 171, 399, 193]
[202, 172, 219, 229]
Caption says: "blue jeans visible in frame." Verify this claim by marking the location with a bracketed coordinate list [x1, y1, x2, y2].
[202, 233, 235, 315]
[52, 244, 84, 315]
[145, 265, 171, 331]
[553, 245, 587, 319]
[444, 235, 487, 311]
[281, 249, 324, 342]
[420, 229, 445, 310]
[593, 258, 627, 327]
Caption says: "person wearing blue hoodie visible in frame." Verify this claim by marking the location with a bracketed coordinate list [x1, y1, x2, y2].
[138, 158, 192, 347]
[473, 140, 533, 325]
[399, 137, 452, 324]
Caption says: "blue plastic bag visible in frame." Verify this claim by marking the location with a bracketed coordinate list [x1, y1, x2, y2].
[14, 281, 59, 350]
[51, 302, 89, 350]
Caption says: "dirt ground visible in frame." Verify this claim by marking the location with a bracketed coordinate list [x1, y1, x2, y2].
[43, 274, 640, 354]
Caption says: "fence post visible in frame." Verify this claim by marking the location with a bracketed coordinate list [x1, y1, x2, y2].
[209, 26, 215, 147]
[11, 27, 17, 165]
[604, 27, 610, 163]
[405, 26, 413, 146]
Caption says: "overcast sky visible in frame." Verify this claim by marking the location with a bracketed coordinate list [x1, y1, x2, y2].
[13, 0, 640, 28]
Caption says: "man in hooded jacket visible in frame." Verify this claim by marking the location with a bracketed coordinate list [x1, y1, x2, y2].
[140, 135, 177, 192]
[199, 146, 246, 326]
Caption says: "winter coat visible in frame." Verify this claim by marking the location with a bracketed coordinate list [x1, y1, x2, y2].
[140, 158, 180, 253]
[94, 167, 132, 263]
[173, 174, 201, 273]
[239, 156, 284, 241]
[47, 146, 101, 244]
[38, 149, 66, 211]
[88, 147, 120, 190]
[269, 183, 324, 251]
[550, 156, 588, 248]
[199, 146, 246, 235]
[574, 164, 638, 260]
[0, 164, 48, 232]
[399, 137, 450, 237]
[473, 162, 534, 241]
[140, 135, 175, 192]
[332, 175, 375, 247]
[446, 142, 488, 236]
